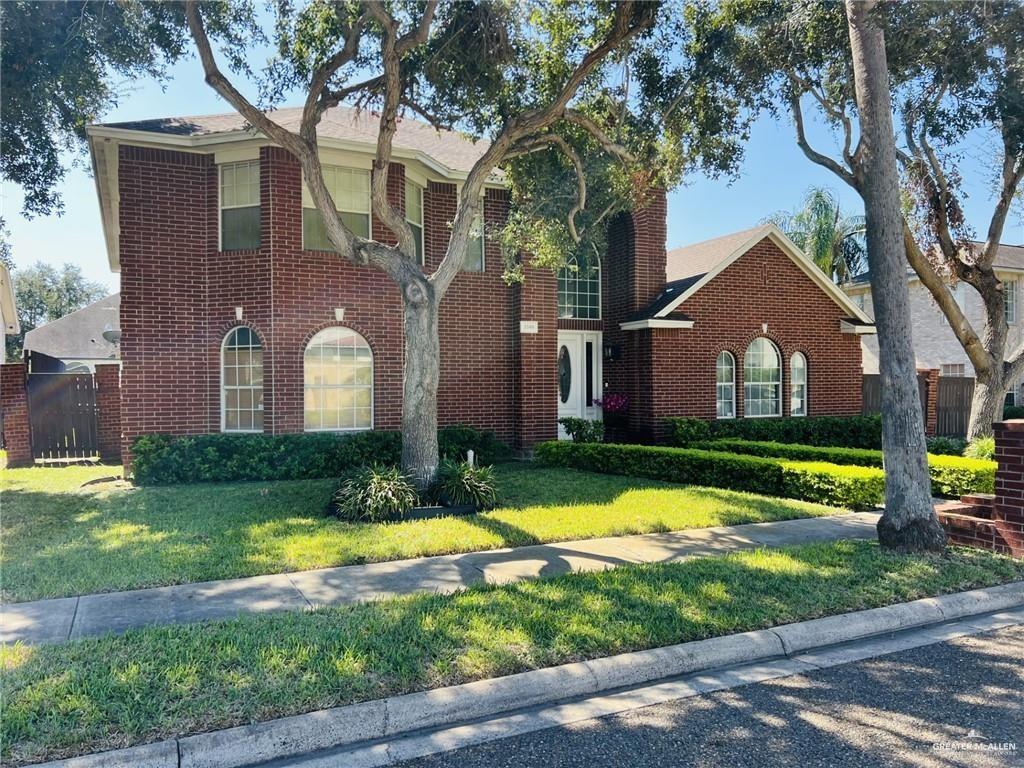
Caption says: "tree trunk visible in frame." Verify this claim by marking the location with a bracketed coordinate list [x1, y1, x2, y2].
[968, 368, 1007, 441]
[400, 279, 441, 488]
[845, 0, 945, 552]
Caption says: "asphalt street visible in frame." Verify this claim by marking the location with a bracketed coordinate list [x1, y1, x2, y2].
[394, 625, 1024, 768]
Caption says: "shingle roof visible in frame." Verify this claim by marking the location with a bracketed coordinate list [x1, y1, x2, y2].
[847, 241, 1024, 285]
[23, 294, 120, 360]
[628, 276, 702, 322]
[665, 225, 768, 281]
[100, 106, 491, 174]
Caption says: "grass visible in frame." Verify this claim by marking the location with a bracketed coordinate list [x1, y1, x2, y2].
[3, 540, 1021, 765]
[1, 462, 841, 602]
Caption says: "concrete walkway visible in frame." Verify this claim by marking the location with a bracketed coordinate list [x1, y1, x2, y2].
[1, 512, 879, 646]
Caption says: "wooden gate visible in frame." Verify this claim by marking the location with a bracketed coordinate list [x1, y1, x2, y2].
[862, 373, 928, 415]
[26, 373, 99, 459]
[936, 377, 974, 437]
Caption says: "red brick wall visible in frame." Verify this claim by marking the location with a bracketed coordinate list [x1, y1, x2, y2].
[117, 145, 525, 468]
[0, 363, 32, 467]
[94, 363, 122, 463]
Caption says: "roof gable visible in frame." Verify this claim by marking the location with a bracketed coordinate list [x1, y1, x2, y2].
[656, 224, 872, 323]
[23, 294, 121, 360]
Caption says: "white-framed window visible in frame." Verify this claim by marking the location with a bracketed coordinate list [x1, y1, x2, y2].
[558, 255, 602, 320]
[940, 363, 966, 377]
[220, 161, 261, 251]
[303, 166, 371, 250]
[1005, 279, 1017, 325]
[743, 337, 782, 418]
[716, 351, 735, 419]
[405, 179, 425, 264]
[304, 326, 373, 431]
[461, 195, 485, 272]
[1006, 382, 1019, 408]
[790, 352, 808, 417]
[222, 326, 264, 432]
[852, 292, 866, 311]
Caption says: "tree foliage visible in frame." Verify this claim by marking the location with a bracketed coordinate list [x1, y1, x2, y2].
[766, 187, 866, 283]
[5, 262, 106, 360]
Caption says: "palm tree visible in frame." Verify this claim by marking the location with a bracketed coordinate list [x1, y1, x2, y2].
[766, 187, 866, 283]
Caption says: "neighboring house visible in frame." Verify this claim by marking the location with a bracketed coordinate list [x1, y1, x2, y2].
[0, 264, 18, 357]
[23, 294, 121, 372]
[843, 243, 1024, 403]
[85, 107, 870, 462]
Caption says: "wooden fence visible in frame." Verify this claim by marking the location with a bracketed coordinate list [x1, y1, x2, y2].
[862, 373, 973, 437]
[26, 372, 99, 459]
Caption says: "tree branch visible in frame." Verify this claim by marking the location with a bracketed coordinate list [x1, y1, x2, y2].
[787, 85, 857, 189]
[563, 109, 636, 163]
[980, 128, 1024, 266]
[509, 134, 587, 242]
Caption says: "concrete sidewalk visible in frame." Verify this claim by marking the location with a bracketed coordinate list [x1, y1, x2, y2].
[1, 512, 879, 646]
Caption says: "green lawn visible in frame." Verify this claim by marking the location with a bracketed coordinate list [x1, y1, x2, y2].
[1, 462, 842, 602]
[4, 540, 1021, 765]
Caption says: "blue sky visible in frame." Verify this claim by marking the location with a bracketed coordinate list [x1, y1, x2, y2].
[3, 52, 1021, 295]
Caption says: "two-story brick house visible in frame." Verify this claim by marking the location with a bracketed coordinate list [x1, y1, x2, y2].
[85, 106, 871, 465]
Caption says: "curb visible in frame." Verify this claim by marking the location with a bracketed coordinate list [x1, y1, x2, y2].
[34, 581, 1024, 768]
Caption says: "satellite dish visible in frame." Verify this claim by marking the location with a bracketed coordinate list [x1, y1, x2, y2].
[102, 325, 121, 345]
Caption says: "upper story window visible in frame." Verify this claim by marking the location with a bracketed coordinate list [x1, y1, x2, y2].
[951, 282, 968, 312]
[303, 166, 371, 250]
[1005, 279, 1017, 325]
[558, 255, 601, 319]
[220, 161, 261, 251]
[941, 363, 966, 377]
[790, 352, 807, 417]
[405, 180, 425, 264]
[716, 351, 735, 419]
[463, 198, 485, 272]
[743, 337, 781, 418]
[222, 326, 264, 432]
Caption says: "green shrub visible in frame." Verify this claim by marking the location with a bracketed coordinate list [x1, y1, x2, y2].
[534, 441, 884, 509]
[695, 438, 995, 498]
[926, 436, 967, 456]
[667, 414, 883, 449]
[432, 459, 498, 508]
[558, 418, 605, 443]
[667, 417, 711, 445]
[964, 436, 995, 461]
[332, 465, 419, 523]
[132, 426, 511, 485]
[1003, 405, 1024, 420]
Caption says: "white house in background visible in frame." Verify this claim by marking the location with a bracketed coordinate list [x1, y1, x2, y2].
[0, 264, 18, 359]
[842, 242, 1024, 404]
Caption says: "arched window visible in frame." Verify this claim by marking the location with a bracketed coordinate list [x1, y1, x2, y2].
[304, 327, 373, 431]
[791, 352, 808, 417]
[743, 338, 781, 418]
[558, 255, 601, 319]
[716, 351, 735, 419]
[222, 327, 264, 432]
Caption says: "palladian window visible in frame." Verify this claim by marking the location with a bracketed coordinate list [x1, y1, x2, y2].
[743, 338, 781, 418]
[558, 255, 601, 320]
[304, 327, 373, 431]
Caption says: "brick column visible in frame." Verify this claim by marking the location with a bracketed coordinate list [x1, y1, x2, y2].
[917, 367, 939, 437]
[991, 420, 1024, 557]
[514, 257, 558, 452]
[0, 363, 32, 467]
[94, 364, 122, 465]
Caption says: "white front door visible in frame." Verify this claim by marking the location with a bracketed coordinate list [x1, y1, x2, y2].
[557, 330, 602, 439]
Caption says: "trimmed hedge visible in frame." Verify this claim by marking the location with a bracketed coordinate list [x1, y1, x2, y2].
[694, 438, 995, 498]
[666, 414, 883, 449]
[132, 427, 512, 485]
[534, 441, 884, 510]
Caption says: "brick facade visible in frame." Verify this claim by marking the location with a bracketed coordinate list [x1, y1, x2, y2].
[0, 363, 32, 467]
[94, 363, 122, 463]
[114, 142, 863, 467]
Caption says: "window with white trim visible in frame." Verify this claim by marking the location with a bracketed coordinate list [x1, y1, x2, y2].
[790, 352, 807, 417]
[405, 179, 425, 264]
[304, 327, 373, 431]
[558, 255, 601, 320]
[463, 201, 485, 272]
[743, 338, 781, 418]
[222, 327, 264, 432]
[940, 363, 966, 377]
[220, 161, 261, 250]
[303, 166, 371, 250]
[1006, 382, 1019, 408]
[1005, 279, 1017, 324]
[716, 351, 735, 419]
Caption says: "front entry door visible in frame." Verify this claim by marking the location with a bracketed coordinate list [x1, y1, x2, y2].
[557, 330, 602, 439]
